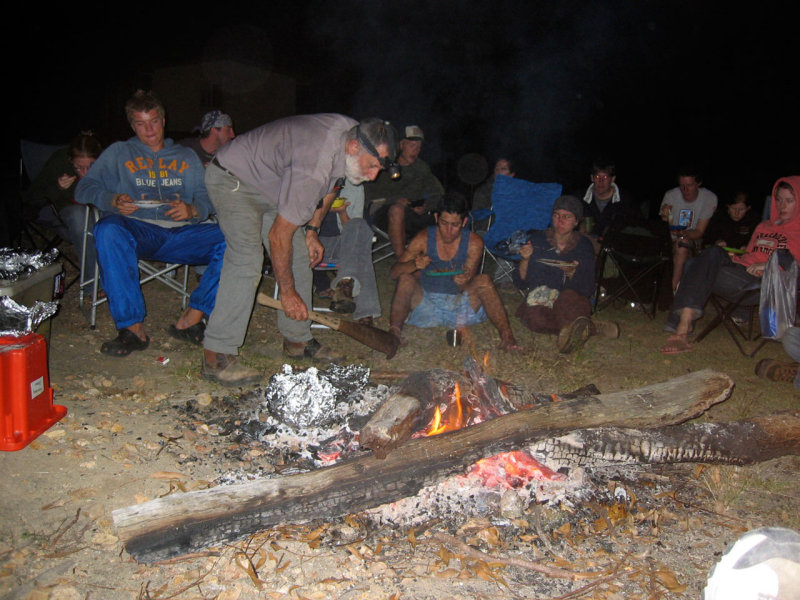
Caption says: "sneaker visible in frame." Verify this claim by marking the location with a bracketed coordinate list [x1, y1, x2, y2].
[755, 359, 800, 383]
[283, 337, 345, 363]
[557, 316, 591, 354]
[330, 278, 356, 314]
[202, 353, 261, 386]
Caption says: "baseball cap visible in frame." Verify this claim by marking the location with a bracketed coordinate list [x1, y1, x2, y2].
[404, 125, 424, 141]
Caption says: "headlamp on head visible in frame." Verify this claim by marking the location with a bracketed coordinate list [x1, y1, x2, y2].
[357, 122, 401, 180]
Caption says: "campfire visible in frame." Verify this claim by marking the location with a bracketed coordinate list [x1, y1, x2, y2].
[113, 366, 743, 564]
[211, 357, 587, 528]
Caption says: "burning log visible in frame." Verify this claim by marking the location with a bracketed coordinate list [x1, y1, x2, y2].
[360, 365, 598, 458]
[113, 369, 732, 563]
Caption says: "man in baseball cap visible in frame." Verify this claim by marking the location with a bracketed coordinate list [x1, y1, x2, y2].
[364, 123, 444, 257]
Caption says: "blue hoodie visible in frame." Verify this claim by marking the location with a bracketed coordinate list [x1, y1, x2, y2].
[75, 136, 212, 224]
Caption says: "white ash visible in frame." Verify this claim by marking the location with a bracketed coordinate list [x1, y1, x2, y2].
[218, 365, 394, 483]
[363, 459, 590, 529]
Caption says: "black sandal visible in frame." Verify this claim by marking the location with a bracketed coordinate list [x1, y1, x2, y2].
[101, 329, 150, 357]
[167, 321, 206, 345]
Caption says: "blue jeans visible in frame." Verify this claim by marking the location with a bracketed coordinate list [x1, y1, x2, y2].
[94, 215, 225, 329]
[665, 246, 760, 331]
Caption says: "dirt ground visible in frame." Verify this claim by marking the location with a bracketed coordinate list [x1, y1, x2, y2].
[1, 256, 798, 600]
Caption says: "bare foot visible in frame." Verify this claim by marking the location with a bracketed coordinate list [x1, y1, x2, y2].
[659, 333, 692, 354]
[175, 307, 204, 330]
[389, 325, 405, 346]
[499, 335, 524, 352]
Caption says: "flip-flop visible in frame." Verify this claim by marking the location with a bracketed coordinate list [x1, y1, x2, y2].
[101, 329, 150, 357]
[659, 334, 692, 354]
[167, 322, 206, 345]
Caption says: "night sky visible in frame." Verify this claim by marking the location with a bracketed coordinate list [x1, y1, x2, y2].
[14, 1, 797, 215]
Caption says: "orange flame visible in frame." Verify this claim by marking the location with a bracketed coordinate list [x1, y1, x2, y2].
[426, 382, 466, 436]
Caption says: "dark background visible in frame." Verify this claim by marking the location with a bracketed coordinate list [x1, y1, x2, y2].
[9, 0, 797, 220]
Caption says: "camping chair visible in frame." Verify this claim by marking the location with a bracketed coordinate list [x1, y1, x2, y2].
[693, 250, 798, 357]
[365, 198, 395, 264]
[478, 175, 562, 288]
[593, 218, 672, 319]
[78, 205, 190, 329]
[17, 140, 80, 280]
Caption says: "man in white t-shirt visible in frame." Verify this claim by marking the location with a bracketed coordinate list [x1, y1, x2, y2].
[659, 167, 718, 292]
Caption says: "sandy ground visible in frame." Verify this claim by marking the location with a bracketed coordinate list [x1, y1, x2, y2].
[1, 257, 799, 600]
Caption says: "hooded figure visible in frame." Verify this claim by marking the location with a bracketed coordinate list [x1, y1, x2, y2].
[732, 176, 800, 268]
[660, 175, 800, 354]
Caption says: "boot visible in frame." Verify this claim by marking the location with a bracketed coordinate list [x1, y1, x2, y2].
[283, 337, 346, 364]
[755, 359, 800, 383]
[590, 319, 620, 339]
[330, 278, 356, 314]
[202, 352, 261, 386]
[557, 316, 591, 354]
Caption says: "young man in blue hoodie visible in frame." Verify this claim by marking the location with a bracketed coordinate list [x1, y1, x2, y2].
[75, 90, 225, 357]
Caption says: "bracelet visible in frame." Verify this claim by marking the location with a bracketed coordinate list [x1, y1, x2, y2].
[303, 225, 320, 234]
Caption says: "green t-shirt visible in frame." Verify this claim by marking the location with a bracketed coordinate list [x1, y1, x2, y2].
[364, 158, 444, 209]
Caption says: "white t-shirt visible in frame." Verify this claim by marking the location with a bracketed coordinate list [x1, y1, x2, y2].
[660, 187, 718, 234]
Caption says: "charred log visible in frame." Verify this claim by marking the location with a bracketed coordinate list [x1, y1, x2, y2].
[531, 411, 800, 467]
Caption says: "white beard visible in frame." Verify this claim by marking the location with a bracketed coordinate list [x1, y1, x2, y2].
[345, 153, 368, 185]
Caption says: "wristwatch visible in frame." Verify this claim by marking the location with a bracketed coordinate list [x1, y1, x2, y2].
[303, 225, 320, 234]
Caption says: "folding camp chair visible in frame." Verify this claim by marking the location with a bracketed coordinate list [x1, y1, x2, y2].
[365, 198, 395, 264]
[693, 250, 798, 357]
[593, 219, 672, 319]
[17, 140, 80, 281]
[78, 205, 190, 329]
[478, 175, 562, 288]
[692, 281, 764, 356]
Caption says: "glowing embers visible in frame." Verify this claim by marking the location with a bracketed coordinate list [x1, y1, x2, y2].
[410, 370, 564, 490]
[471, 451, 566, 489]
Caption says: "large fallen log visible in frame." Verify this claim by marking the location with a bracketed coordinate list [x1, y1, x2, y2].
[530, 411, 800, 467]
[113, 369, 732, 563]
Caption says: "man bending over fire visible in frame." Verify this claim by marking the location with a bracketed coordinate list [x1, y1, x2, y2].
[388, 191, 522, 351]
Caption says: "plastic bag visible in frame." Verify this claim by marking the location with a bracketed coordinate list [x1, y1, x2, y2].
[495, 230, 529, 255]
[526, 285, 559, 307]
[759, 250, 798, 340]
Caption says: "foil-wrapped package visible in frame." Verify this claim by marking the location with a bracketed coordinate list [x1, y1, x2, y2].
[0, 248, 60, 282]
[264, 363, 371, 430]
[0, 296, 59, 337]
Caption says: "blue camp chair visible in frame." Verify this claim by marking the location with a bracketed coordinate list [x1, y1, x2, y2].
[474, 175, 562, 288]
